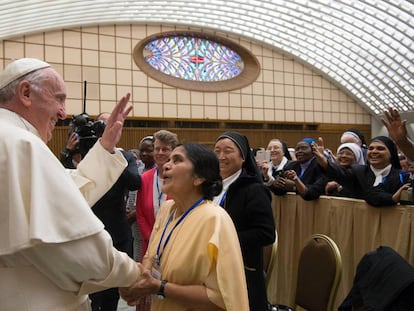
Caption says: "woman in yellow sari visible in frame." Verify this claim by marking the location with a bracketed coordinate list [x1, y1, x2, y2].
[120, 142, 249, 311]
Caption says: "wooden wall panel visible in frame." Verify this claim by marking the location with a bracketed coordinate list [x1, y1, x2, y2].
[48, 123, 371, 158]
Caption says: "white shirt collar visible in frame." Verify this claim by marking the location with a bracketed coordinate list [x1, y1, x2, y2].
[370, 164, 392, 186]
[213, 168, 242, 205]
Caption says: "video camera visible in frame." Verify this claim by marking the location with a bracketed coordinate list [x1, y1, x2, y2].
[69, 113, 106, 157]
[68, 81, 106, 157]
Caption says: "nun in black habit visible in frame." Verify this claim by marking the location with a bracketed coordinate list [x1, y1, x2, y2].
[213, 131, 276, 311]
[319, 136, 411, 206]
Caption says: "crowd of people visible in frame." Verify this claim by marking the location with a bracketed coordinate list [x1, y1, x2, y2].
[1, 58, 413, 311]
[256, 124, 414, 207]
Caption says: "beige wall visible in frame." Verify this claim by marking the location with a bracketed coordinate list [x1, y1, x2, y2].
[0, 23, 371, 125]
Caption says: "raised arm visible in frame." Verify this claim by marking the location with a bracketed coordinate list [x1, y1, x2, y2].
[381, 107, 414, 160]
[100, 92, 133, 153]
[311, 138, 328, 170]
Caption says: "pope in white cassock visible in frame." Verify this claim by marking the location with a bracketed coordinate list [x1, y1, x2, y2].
[0, 58, 142, 310]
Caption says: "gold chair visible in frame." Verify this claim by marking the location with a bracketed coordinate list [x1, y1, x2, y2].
[295, 234, 342, 311]
[270, 233, 342, 311]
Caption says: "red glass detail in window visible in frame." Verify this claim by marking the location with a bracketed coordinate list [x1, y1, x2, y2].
[190, 55, 204, 64]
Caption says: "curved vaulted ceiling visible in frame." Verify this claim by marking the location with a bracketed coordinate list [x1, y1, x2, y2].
[1, 0, 413, 120]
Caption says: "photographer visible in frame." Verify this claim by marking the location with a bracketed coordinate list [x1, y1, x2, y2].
[61, 112, 142, 311]
[61, 111, 106, 169]
[257, 138, 292, 189]
[60, 132, 81, 168]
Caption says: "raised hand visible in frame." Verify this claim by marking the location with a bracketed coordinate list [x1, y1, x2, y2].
[311, 140, 328, 169]
[381, 107, 414, 161]
[100, 93, 133, 153]
[66, 132, 79, 151]
[260, 161, 270, 180]
[381, 107, 408, 144]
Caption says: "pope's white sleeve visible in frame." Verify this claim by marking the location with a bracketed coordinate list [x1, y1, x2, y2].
[67, 140, 127, 206]
[20, 230, 140, 295]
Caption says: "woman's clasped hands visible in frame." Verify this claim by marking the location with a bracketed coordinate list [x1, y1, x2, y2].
[119, 263, 160, 306]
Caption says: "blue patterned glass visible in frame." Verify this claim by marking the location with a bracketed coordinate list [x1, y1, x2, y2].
[143, 36, 244, 81]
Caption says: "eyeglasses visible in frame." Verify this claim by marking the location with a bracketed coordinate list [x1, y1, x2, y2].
[154, 147, 172, 153]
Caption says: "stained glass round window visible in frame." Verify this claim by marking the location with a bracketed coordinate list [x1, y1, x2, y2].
[133, 31, 260, 92]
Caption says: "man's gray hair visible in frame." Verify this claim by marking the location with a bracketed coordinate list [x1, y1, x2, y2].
[0, 69, 50, 104]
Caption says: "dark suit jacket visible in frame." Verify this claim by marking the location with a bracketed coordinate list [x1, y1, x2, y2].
[92, 150, 141, 250]
[271, 157, 325, 200]
[223, 169, 275, 311]
[306, 171, 360, 200]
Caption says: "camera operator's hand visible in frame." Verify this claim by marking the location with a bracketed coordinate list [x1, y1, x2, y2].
[66, 132, 79, 151]
[100, 93, 132, 153]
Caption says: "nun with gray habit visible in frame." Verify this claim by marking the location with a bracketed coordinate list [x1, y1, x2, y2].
[213, 131, 276, 311]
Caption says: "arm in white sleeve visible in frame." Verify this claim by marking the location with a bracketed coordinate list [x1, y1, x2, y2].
[20, 230, 141, 296]
[67, 140, 127, 206]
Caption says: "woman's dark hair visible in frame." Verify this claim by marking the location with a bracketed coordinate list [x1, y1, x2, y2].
[182, 142, 223, 200]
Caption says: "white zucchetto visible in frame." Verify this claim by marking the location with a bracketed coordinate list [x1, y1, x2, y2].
[0, 58, 51, 89]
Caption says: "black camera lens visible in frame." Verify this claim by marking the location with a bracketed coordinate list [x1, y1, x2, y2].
[92, 120, 106, 137]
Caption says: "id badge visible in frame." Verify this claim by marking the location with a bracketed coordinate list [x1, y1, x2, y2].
[151, 265, 162, 300]
[151, 266, 161, 280]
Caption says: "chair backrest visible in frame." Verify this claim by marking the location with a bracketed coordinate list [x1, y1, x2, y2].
[294, 234, 342, 311]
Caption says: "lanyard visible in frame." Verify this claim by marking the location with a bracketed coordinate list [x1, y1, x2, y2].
[399, 172, 409, 184]
[219, 191, 227, 207]
[155, 197, 204, 266]
[156, 170, 164, 207]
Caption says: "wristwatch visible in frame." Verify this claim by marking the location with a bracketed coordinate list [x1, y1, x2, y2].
[157, 279, 168, 299]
